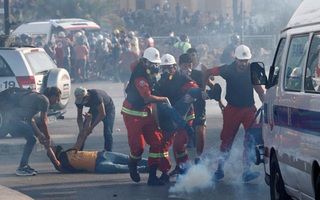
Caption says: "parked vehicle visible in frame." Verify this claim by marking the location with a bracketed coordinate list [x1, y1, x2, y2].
[12, 18, 101, 44]
[250, 0, 320, 199]
[0, 47, 71, 138]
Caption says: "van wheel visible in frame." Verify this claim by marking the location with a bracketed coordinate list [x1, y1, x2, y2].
[0, 110, 9, 138]
[270, 155, 292, 200]
[316, 174, 320, 200]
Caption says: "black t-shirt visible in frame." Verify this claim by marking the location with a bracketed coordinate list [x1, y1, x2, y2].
[218, 62, 255, 107]
[190, 69, 203, 88]
[76, 89, 114, 112]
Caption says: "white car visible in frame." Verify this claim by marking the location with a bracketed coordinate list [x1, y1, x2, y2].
[0, 46, 71, 138]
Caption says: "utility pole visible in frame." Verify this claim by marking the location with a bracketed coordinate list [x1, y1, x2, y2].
[240, 0, 244, 44]
[4, 0, 9, 36]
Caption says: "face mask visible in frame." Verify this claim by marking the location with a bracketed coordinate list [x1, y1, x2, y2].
[146, 63, 159, 75]
[161, 72, 171, 80]
[161, 68, 174, 80]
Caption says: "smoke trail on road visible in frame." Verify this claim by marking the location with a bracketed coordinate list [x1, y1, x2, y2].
[169, 159, 214, 195]
[168, 142, 262, 197]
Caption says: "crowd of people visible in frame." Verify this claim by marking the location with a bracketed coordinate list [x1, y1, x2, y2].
[11, 29, 148, 83]
[5, 0, 267, 188]
[6, 29, 265, 188]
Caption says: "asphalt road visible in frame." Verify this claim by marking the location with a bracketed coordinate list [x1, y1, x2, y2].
[0, 79, 270, 200]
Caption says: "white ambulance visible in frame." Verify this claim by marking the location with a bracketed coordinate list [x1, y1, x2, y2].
[12, 18, 101, 44]
[251, 0, 320, 199]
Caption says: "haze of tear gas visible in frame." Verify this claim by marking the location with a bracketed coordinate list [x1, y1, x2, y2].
[168, 140, 258, 196]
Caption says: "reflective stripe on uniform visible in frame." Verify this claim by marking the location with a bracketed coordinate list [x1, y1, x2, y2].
[175, 151, 187, 159]
[149, 152, 168, 158]
[186, 114, 195, 121]
[121, 107, 148, 117]
[129, 152, 142, 160]
[159, 151, 169, 158]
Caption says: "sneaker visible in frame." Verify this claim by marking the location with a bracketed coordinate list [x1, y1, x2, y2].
[212, 169, 224, 182]
[26, 165, 37, 174]
[169, 166, 183, 177]
[16, 166, 37, 176]
[207, 83, 222, 101]
[169, 164, 190, 177]
[194, 158, 201, 165]
[159, 173, 170, 183]
[242, 171, 260, 182]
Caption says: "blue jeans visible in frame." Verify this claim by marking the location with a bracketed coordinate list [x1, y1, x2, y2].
[9, 119, 37, 168]
[86, 107, 115, 151]
[157, 87, 204, 132]
[94, 151, 148, 173]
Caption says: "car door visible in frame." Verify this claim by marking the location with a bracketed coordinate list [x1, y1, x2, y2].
[0, 56, 19, 92]
[263, 38, 286, 177]
[279, 34, 310, 197]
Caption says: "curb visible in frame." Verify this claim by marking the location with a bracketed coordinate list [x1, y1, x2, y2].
[0, 185, 33, 200]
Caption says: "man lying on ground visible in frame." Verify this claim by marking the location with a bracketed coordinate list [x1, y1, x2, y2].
[46, 113, 148, 173]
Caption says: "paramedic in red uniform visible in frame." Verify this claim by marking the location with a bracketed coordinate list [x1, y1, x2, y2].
[154, 53, 198, 182]
[121, 47, 170, 186]
[202, 45, 265, 182]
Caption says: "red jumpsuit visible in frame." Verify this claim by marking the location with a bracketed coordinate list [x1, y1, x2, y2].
[121, 65, 163, 166]
[156, 71, 197, 174]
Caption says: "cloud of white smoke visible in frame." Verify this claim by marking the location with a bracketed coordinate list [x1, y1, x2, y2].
[168, 134, 263, 197]
[168, 161, 213, 195]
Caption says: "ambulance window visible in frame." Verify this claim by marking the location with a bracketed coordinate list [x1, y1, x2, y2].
[270, 38, 286, 87]
[305, 33, 320, 92]
[285, 35, 309, 91]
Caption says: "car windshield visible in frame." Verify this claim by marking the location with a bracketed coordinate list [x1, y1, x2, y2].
[25, 51, 56, 74]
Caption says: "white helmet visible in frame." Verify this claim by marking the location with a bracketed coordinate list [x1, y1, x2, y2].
[74, 31, 82, 38]
[58, 31, 66, 37]
[128, 31, 135, 37]
[234, 45, 252, 60]
[160, 54, 176, 66]
[98, 34, 104, 40]
[290, 67, 311, 78]
[143, 47, 161, 63]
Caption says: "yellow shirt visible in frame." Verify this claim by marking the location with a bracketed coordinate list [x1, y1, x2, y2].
[66, 150, 98, 172]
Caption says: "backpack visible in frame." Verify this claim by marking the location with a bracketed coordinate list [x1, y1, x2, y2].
[172, 42, 186, 60]
[0, 87, 34, 109]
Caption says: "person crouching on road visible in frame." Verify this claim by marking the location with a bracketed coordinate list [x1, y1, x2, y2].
[121, 47, 170, 186]
[202, 45, 265, 182]
[74, 87, 115, 152]
[9, 87, 61, 176]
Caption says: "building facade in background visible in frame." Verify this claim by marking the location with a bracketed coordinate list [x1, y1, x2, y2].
[119, 0, 253, 20]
